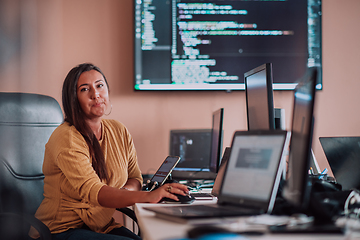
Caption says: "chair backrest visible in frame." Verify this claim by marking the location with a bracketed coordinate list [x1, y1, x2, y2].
[0, 92, 63, 216]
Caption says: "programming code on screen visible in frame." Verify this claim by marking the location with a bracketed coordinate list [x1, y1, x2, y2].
[134, 0, 322, 91]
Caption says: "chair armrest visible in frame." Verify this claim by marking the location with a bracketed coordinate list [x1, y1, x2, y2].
[116, 207, 141, 236]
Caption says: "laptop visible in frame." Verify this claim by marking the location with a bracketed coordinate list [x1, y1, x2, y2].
[190, 147, 231, 199]
[319, 136, 360, 190]
[145, 130, 291, 222]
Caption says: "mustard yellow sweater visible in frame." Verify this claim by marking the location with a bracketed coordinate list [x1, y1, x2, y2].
[31, 119, 142, 237]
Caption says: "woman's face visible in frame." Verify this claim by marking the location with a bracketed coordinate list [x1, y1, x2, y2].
[77, 70, 110, 120]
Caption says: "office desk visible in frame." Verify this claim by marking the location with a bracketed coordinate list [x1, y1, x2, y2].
[135, 201, 358, 240]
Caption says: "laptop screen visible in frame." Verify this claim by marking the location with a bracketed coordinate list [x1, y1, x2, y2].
[220, 130, 289, 209]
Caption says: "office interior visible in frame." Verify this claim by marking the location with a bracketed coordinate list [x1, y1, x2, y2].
[1, 0, 360, 179]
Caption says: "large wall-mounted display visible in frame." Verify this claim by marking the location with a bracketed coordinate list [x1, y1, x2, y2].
[134, 0, 322, 91]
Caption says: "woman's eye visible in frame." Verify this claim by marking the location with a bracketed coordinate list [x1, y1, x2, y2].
[80, 87, 88, 92]
[97, 83, 104, 88]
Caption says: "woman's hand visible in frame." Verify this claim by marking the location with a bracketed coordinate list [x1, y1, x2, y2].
[98, 182, 189, 208]
[145, 183, 189, 203]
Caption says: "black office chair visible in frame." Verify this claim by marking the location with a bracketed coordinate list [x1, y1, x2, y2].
[0, 92, 140, 239]
[0, 92, 63, 239]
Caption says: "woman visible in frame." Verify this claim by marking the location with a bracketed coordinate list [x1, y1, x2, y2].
[30, 63, 188, 240]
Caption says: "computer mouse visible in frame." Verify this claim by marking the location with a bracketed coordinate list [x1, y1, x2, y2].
[160, 193, 195, 204]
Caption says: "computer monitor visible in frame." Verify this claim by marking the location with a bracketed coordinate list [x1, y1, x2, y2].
[209, 108, 224, 173]
[169, 129, 216, 180]
[245, 63, 275, 130]
[283, 67, 318, 209]
[134, 0, 322, 91]
[169, 109, 224, 180]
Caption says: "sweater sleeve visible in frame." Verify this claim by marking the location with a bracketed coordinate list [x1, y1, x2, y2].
[55, 128, 106, 207]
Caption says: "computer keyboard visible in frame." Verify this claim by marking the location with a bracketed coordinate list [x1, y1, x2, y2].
[190, 192, 214, 198]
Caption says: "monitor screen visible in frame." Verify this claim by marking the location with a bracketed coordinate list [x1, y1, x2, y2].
[134, 0, 322, 91]
[209, 108, 224, 173]
[283, 67, 318, 209]
[245, 63, 275, 130]
[169, 129, 215, 180]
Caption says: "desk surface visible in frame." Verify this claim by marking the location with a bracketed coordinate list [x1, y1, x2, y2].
[135, 201, 359, 240]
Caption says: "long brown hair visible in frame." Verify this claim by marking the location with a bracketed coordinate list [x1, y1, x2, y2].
[62, 63, 109, 182]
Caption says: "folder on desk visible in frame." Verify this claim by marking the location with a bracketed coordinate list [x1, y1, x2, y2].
[145, 130, 291, 222]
